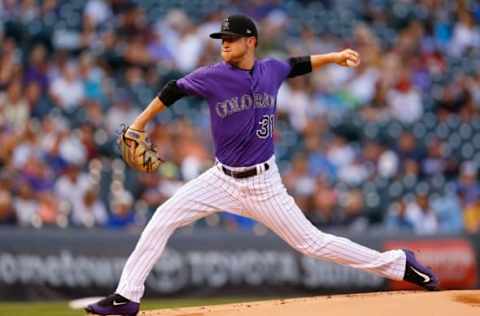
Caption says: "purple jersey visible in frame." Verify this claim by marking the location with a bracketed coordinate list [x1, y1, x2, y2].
[176, 58, 292, 167]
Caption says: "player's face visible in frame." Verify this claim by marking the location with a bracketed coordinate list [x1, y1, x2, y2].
[221, 36, 254, 64]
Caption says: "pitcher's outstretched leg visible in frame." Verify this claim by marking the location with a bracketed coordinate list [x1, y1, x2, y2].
[243, 164, 438, 286]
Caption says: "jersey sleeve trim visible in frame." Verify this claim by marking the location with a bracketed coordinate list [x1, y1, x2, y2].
[287, 56, 312, 78]
[157, 80, 188, 107]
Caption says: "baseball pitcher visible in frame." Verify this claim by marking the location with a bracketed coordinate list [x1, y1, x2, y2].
[87, 15, 438, 316]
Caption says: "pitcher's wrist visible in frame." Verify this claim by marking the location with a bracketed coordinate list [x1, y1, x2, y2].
[130, 121, 145, 131]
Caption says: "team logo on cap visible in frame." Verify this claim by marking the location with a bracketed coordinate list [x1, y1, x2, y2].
[246, 29, 252, 34]
[222, 19, 230, 30]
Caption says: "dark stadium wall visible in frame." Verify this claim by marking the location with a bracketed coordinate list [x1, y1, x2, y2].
[0, 228, 477, 300]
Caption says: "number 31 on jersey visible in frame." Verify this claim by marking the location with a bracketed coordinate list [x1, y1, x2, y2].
[256, 114, 275, 139]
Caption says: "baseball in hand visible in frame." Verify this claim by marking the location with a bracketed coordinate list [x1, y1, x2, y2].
[346, 58, 359, 67]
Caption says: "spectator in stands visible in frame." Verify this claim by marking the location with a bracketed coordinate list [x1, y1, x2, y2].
[84, 0, 112, 29]
[23, 44, 49, 93]
[436, 76, 471, 117]
[40, 115, 69, 173]
[124, 66, 153, 107]
[378, 146, 400, 179]
[361, 139, 383, 176]
[385, 200, 415, 232]
[79, 53, 108, 103]
[81, 99, 105, 129]
[304, 134, 336, 180]
[405, 193, 438, 235]
[105, 90, 141, 134]
[106, 190, 138, 230]
[449, 10, 480, 57]
[10, 122, 41, 170]
[13, 180, 38, 227]
[464, 200, 480, 233]
[338, 189, 369, 231]
[456, 161, 480, 207]
[431, 190, 464, 234]
[37, 191, 64, 227]
[395, 131, 423, 162]
[174, 121, 211, 181]
[277, 76, 311, 132]
[346, 58, 380, 107]
[0, 79, 30, 132]
[123, 36, 152, 69]
[146, 29, 176, 69]
[54, 163, 92, 215]
[360, 81, 390, 123]
[79, 12, 103, 51]
[49, 62, 85, 112]
[422, 137, 446, 176]
[0, 37, 20, 90]
[137, 173, 169, 213]
[402, 159, 421, 180]
[326, 135, 355, 170]
[72, 188, 107, 228]
[78, 124, 100, 161]
[283, 153, 315, 211]
[309, 178, 339, 227]
[20, 155, 55, 193]
[0, 127, 17, 166]
[18, 0, 41, 23]
[467, 71, 480, 107]
[170, 15, 203, 72]
[387, 69, 423, 123]
[338, 155, 369, 186]
[0, 189, 16, 225]
[26, 81, 51, 119]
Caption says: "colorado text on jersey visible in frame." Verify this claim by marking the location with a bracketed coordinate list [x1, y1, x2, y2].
[215, 92, 275, 118]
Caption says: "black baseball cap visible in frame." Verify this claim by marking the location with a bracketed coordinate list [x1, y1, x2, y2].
[209, 15, 258, 39]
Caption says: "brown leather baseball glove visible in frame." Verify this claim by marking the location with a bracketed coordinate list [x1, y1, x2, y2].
[117, 125, 163, 173]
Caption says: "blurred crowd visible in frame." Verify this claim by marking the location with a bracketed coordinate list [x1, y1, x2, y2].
[1, 0, 480, 235]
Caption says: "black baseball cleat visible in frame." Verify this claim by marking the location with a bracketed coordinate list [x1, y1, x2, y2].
[85, 293, 139, 316]
[402, 249, 439, 291]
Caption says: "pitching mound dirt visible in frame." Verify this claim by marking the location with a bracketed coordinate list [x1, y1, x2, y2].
[142, 290, 480, 316]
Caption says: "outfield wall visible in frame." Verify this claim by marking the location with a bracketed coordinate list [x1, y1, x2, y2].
[0, 227, 477, 300]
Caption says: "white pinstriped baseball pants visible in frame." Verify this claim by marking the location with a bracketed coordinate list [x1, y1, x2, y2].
[116, 155, 406, 302]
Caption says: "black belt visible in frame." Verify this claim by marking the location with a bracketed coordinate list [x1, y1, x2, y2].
[221, 163, 269, 179]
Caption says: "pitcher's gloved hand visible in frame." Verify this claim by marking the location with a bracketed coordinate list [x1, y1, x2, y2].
[117, 125, 164, 173]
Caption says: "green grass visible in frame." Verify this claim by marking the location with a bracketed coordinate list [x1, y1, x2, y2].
[0, 297, 266, 316]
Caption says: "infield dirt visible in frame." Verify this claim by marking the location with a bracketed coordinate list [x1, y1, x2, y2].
[142, 290, 480, 316]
